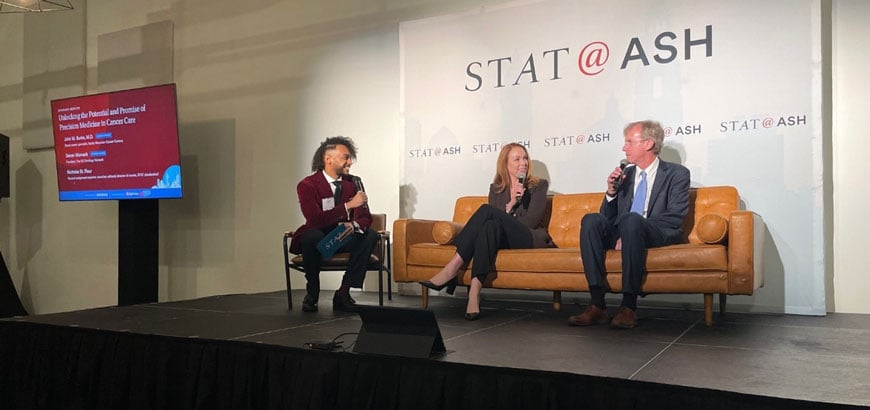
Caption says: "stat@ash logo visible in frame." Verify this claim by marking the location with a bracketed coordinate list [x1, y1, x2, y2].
[465, 25, 713, 91]
[663, 124, 702, 137]
[471, 140, 530, 154]
[719, 114, 807, 133]
[408, 145, 461, 158]
[543, 131, 612, 148]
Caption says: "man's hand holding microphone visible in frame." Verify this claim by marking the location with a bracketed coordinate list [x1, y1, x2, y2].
[607, 159, 629, 197]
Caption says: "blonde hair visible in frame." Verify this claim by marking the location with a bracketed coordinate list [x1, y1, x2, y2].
[624, 120, 664, 154]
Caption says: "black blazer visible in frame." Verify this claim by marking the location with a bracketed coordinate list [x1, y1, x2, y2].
[488, 179, 554, 248]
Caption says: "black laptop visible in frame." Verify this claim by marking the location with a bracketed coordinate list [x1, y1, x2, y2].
[354, 305, 446, 359]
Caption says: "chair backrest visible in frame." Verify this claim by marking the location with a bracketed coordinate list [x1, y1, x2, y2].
[371, 213, 386, 231]
[370, 213, 387, 262]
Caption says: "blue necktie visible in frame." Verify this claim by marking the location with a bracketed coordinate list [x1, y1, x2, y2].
[630, 170, 647, 216]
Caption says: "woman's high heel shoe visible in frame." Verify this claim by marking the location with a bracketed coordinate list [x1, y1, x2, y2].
[464, 312, 480, 321]
[419, 278, 457, 295]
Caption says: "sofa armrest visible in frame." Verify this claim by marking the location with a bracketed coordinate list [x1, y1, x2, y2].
[393, 218, 439, 281]
[727, 210, 765, 295]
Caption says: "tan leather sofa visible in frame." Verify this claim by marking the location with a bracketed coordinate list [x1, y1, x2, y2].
[393, 186, 764, 326]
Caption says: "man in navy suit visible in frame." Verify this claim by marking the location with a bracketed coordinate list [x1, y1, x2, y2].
[290, 136, 377, 312]
[570, 121, 690, 328]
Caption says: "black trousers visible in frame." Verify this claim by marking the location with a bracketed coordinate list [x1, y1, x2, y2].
[452, 204, 533, 281]
[299, 226, 378, 300]
[580, 212, 668, 295]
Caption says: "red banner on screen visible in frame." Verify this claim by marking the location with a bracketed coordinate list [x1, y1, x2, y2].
[51, 84, 182, 201]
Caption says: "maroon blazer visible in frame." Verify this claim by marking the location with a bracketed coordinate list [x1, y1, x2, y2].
[289, 172, 373, 254]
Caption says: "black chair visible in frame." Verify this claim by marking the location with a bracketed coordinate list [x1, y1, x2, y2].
[282, 213, 392, 310]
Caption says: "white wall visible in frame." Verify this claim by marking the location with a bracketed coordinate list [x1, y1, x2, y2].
[832, 0, 870, 313]
[0, 0, 513, 314]
[1, 0, 868, 315]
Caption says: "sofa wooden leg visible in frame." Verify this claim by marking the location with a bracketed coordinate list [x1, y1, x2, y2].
[704, 293, 713, 326]
[552, 291, 562, 311]
[719, 294, 727, 318]
[421, 286, 429, 309]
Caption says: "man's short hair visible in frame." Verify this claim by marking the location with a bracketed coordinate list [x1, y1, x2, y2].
[624, 120, 664, 155]
[310, 136, 357, 172]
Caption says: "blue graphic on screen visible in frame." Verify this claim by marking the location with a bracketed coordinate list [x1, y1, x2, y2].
[152, 165, 181, 189]
[58, 163, 183, 200]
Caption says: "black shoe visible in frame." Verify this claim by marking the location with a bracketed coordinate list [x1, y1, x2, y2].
[419, 277, 457, 295]
[333, 292, 359, 312]
[464, 312, 480, 321]
[302, 294, 318, 312]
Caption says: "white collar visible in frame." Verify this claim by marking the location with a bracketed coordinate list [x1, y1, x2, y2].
[637, 156, 660, 176]
[322, 170, 340, 184]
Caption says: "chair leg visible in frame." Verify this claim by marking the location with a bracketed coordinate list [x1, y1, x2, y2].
[719, 293, 727, 318]
[704, 293, 713, 326]
[377, 265, 384, 306]
[386, 243, 393, 300]
[387, 270, 393, 301]
[421, 286, 429, 309]
[552, 291, 562, 311]
[285, 270, 293, 310]
[282, 236, 293, 310]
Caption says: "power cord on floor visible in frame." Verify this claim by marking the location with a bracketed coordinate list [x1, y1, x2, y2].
[303, 332, 358, 352]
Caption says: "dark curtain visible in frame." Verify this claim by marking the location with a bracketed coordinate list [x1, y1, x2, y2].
[0, 321, 857, 410]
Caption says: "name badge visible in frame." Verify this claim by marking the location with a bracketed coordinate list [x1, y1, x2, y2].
[322, 197, 335, 211]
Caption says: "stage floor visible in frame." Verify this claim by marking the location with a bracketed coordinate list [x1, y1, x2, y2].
[11, 289, 870, 407]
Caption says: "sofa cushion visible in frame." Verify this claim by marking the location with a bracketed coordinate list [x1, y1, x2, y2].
[696, 214, 728, 244]
[432, 221, 463, 245]
[548, 193, 602, 248]
[606, 243, 729, 272]
[453, 196, 488, 223]
[685, 187, 738, 244]
[407, 243, 728, 275]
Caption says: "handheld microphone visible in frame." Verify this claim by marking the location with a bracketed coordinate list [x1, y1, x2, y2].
[352, 175, 368, 209]
[516, 173, 526, 203]
[612, 160, 629, 192]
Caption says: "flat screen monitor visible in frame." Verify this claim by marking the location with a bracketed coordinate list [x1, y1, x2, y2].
[50, 83, 182, 201]
[354, 305, 446, 359]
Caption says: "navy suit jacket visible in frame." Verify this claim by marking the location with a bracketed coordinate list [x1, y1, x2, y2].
[289, 172, 372, 254]
[601, 159, 691, 245]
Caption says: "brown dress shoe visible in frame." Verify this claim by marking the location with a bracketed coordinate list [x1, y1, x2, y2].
[568, 305, 610, 326]
[610, 306, 637, 329]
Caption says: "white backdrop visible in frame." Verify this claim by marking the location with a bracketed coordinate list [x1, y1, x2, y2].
[400, 0, 824, 315]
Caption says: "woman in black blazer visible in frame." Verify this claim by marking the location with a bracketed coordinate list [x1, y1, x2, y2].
[420, 143, 553, 320]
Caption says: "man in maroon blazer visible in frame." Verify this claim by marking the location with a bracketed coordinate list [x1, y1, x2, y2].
[290, 136, 376, 312]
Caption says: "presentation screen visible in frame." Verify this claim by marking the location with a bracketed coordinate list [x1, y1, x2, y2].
[51, 83, 182, 201]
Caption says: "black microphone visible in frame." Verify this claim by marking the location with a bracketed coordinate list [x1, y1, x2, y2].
[352, 175, 368, 209]
[516, 173, 526, 203]
[612, 159, 629, 192]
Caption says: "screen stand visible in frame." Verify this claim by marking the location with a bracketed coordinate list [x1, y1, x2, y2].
[0, 250, 27, 318]
[118, 199, 159, 305]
